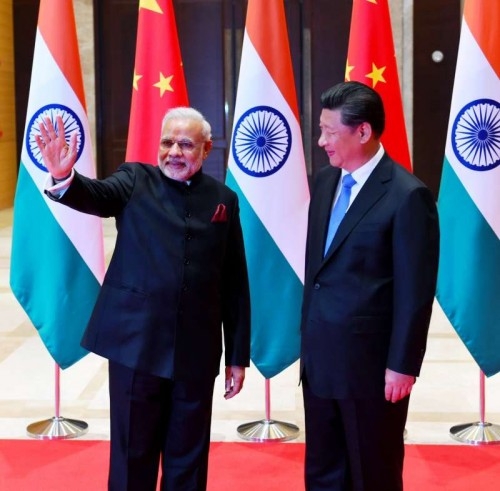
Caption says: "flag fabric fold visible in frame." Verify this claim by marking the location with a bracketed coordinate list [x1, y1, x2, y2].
[10, 0, 105, 369]
[126, 0, 188, 164]
[226, 0, 310, 379]
[436, 0, 500, 377]
[346, 0, 412, 171]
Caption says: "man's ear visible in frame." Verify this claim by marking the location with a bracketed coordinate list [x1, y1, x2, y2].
[358, 123, 372, 143]
[203, 139, 213, 159]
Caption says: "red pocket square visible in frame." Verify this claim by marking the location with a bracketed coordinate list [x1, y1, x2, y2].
[211, 203, 228, 222]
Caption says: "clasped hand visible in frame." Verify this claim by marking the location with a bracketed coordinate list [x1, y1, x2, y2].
[224, 366, 245, 400]
[385, 368, 416, 403]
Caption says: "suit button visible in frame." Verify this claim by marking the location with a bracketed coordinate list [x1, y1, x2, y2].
[314, 283, 321, 290]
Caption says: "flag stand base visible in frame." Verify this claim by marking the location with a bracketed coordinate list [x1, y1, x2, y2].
[27, 416, 88, 440]
[237, 419, 299, 442]
[450, 421, 500, 445]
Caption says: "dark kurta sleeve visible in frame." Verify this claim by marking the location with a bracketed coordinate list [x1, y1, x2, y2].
[222, 194, 251, 367]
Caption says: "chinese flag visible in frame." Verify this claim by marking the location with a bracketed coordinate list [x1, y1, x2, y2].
[126, 0, 189, 164]
[346, 0, 412, 171]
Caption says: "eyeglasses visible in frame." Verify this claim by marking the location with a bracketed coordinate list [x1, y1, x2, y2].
[160, 139, 205, 152]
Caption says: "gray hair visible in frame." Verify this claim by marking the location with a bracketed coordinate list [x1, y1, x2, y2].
[161, 107, 212, 140]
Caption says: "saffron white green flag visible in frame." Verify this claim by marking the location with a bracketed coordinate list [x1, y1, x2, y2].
[436, 0, 500, 377]
[10, 0, 105, 369]
[226, 0, 310, 379]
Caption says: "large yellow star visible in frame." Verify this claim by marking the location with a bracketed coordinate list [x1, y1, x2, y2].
[154, 72, 174, 97]
[345, 60, 355, 81]
[139, 0, 163, 13]
[132, 70, 142, 91]
[366, 63, 386, 88]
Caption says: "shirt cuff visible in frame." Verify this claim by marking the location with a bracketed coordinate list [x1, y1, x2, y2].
[45, 170, 75, 197]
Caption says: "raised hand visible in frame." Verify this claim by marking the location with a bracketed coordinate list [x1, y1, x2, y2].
[35, 115, 78, 179]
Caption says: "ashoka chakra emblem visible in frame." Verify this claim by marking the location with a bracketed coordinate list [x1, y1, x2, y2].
[26, 103, 85, 172]
[451, 98, 500, 171]
[232, 105, 292, 177]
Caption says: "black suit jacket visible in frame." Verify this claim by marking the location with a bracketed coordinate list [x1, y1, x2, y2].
[300, 155, 439, 399]
[47, 163, 251, 382]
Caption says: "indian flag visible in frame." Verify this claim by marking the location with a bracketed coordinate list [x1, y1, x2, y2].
[226, 0, 310, 379]
[436, 0, 500, 377]
[10, 0, 105, 369]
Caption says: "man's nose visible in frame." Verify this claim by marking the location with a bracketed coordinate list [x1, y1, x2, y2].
[168, 142, 183, 154]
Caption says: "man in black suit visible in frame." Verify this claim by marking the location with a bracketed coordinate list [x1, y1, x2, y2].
[36, 107, 251, 491]
[300, 82, 439, 490]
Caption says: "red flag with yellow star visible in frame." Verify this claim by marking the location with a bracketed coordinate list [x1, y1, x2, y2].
[126, 0, 188, 164]
[346, 0, 412, 171]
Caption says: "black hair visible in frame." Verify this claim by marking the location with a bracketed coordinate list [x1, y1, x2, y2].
[320, 81, 385, 138]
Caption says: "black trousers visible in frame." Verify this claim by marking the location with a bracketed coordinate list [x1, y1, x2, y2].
[108, 361, 215, 491]
[302, 376, 409, 491]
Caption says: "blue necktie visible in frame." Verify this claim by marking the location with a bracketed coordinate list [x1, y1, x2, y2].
[324, 173, 356, 256]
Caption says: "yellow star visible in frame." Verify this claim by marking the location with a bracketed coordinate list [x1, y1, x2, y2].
[345, 60, 355, 81]
[366, 0, 378, 4]
[132, 70, 142, 91]
[366, 63, 386, 88]
[154, 72, 174, 97]
[139, 0, 163, 13]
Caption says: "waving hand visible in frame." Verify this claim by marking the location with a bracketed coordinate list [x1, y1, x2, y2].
[35, 115, 78, 180]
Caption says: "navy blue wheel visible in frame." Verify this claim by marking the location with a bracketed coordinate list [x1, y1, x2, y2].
[451, 98, 500, 171]
[232, 105, 292, 177]
[26, 104, 85, 172]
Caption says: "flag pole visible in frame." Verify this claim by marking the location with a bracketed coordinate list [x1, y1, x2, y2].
[237, 378, 299, 442]
[226, 1, 309, 443]
[449, 369, 500, 444]
[26, 363, 88, 439]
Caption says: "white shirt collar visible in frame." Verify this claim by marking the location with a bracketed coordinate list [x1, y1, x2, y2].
[335, 144, 385, 210]
[345, 144, 385, 187]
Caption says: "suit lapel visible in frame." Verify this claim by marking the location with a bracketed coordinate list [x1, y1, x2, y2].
[313, 168, 341, 262]
[322, 156, 393, 262]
